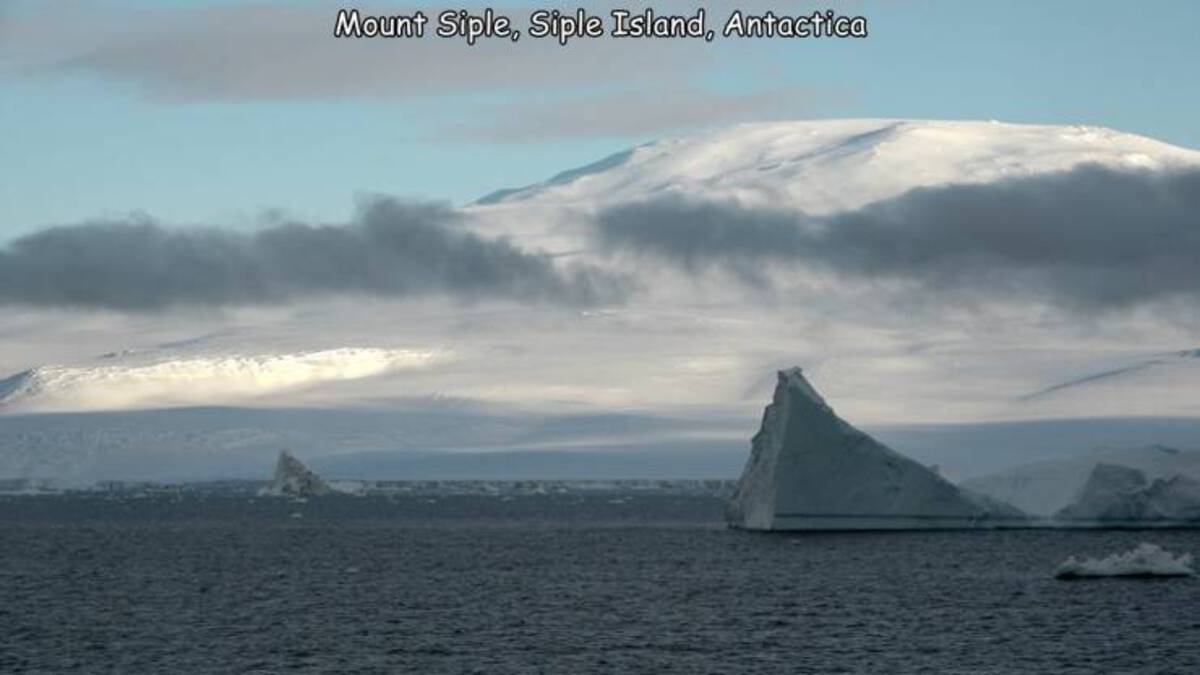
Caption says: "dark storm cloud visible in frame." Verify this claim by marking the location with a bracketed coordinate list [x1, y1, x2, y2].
[0, 197, 623, 311]
[594, 164, 1200, 312]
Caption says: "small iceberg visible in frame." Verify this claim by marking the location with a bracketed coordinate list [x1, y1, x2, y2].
[260, 449, 331, 498]
[1054, 543, 1194, 580]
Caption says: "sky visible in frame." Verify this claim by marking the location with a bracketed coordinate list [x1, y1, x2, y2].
[3, 0, 1200, 235]
[2, 0, 1199, 482]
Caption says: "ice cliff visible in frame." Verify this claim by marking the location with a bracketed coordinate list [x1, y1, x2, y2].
[726, 368, 1026, 530]
[961, 444, 1200, 517]
[262, 450, 331, 498]
[1055, 463, 1200, 523]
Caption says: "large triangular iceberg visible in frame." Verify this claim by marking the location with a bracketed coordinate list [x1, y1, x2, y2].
[727, 368, 1025, 530]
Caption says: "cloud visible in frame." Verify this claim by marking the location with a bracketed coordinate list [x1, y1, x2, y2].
[593, 164, 1200, 313]
[449, 86, 812, 141]
[0, 3, 833, 140]
[0, 196, 624, 311]
[0, 2, 698, 102]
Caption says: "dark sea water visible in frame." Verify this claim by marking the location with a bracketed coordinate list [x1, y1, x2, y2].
[2, 493, 1199, 674]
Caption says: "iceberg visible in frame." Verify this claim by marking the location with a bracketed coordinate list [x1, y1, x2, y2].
[1055, 463, 1200, 524]
[726, 368, 1026, 530]
[1055, 543, 1194, 579]
[262, 449, 331, 498]
[961, 444, 1200, 517]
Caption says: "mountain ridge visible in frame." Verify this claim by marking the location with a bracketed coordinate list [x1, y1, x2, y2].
[471, 119, 1200, 214]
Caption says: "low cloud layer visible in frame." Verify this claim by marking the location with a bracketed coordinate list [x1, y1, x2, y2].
[0, 197, 622, 311]
[594, 164, 1200, 313]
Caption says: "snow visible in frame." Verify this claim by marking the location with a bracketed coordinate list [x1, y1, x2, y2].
[1055, 463, 1200, 523]
[474, 119, 1200, 217]
[261, 450, 331, 498]
[4, 119, 1200, 481]
[7, 124, 1200, 420]
[0, 347, 446, 413]
[1055, 543, 1194, 579]
[726, 368, 1026, 530]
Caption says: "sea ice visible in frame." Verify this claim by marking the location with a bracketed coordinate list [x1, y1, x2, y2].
[1055, 543, 1194, 579]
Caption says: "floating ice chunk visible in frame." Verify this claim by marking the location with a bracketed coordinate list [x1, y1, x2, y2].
[329, 480, 367, 496]
[1054, 543, 1194, 580]
[261, 449, 331, 498]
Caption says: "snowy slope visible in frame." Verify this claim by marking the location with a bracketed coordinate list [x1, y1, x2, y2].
[475, 119, 1200, 216]
[4, 118, 1200, 482]
[8, 119, 1200, 421]
[0, 347, 446, 413]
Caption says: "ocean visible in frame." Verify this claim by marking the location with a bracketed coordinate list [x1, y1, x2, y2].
[2, 491, 1198, 673]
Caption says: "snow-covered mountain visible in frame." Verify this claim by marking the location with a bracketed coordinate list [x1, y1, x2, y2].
[4, 118, 1200, 482]
[476, 119, 1200, 215]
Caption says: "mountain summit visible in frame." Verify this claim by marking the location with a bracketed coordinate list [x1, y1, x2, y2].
[476, 119, 1200, 214]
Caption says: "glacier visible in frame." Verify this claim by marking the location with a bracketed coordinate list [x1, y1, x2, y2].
[726, 368, 1026, 531]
